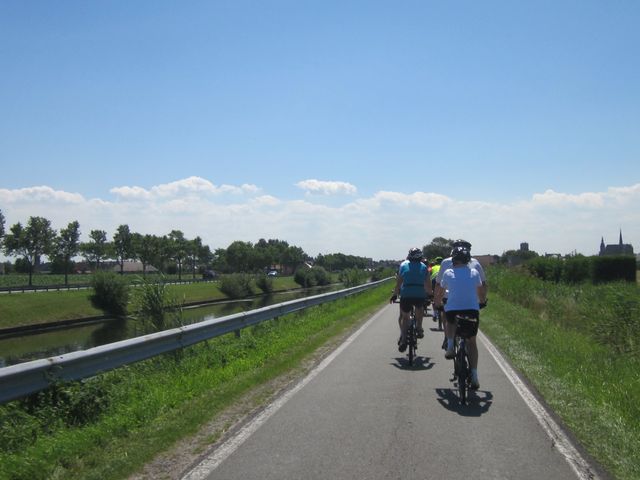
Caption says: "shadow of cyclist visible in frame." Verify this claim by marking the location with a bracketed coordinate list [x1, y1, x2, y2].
[390, 355, 435, 371]
[434, 387, 493, 416]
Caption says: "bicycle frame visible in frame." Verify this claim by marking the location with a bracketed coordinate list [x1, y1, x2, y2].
[407, 307, 418, 365]
[453, 334, 471, 404]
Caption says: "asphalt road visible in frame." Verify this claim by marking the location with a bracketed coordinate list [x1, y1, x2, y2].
[183, 304, 602, 480]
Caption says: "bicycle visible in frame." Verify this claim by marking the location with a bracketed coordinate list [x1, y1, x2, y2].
[452, 312, 478, 405]
[432, 304, 443, 331]
[406, 306, 418, 366]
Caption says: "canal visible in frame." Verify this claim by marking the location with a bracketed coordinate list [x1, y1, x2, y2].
[0, 285, 342, 367]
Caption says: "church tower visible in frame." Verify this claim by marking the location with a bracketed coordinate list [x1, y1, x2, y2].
[600, 237, 605, 255]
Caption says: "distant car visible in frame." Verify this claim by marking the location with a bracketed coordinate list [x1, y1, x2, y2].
[202, 270, 217, 279]
[267, 270, 278, 277]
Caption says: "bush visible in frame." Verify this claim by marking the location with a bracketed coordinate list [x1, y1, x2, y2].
[339, 268, 367, 287]
[561, 255, 591, 283]
[133, 276, 183, 331]
[89, 271, 130, 316]
[255, 274, 274, 294]
[371, 267, 395, 281]
[219, 273, 254, 298]
[294, 267, 331, 288]
[592, 256, 637, 283]
[525, 255, 637, 284]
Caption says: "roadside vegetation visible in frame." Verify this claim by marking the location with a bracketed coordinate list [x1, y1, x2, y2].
[0, 282, 391, 480]
[482, 266, 639, 480]
[0, 275, 301, 329]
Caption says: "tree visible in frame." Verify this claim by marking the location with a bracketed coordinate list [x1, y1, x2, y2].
[113, 224, 133, 274]
[167, 230, 188, 280]
[422, 237, 454, 260]
[0, 209, 5, 243]
[225, 241, 254, 273]
[186, 236, 212, 279]
[80, 229, 109, 270]
[281, 245, 306, 272]
[132, 233, 160, 276]
[53, 220, 81, 286]
[3, 216, 56, 286]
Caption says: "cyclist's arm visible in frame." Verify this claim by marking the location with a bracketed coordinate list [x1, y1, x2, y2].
[434, 283, 445, 307]
[393, 273, 403, 297]
[424, 274, 433, 298]
[477, 283, 487, 305]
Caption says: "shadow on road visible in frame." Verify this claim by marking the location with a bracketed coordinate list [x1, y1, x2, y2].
[435, 387, 493, 416]
[390, 355, 435, 371]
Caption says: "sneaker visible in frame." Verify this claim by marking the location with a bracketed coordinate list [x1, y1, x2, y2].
[398, 342, 407, 353]
[471, 378, 480, 390]
[416, 328, 424, 339]
[444, 349, 455, 359]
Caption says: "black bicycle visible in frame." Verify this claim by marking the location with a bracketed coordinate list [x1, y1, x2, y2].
[452, 313, 478, 405]
[406, 307, 418, 365]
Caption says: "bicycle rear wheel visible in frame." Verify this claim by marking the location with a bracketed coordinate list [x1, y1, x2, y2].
[456, 341, 468, 404]
[408, 325, 415, 365]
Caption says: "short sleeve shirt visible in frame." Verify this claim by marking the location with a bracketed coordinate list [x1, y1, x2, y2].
[440, 265, 482, 311]
[436, 257, 486, 284]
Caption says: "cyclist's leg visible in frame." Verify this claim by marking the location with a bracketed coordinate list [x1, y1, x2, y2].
[397, 298, 411, 350]
[444, 311, 457, 358]
[415, 304, 425, 336]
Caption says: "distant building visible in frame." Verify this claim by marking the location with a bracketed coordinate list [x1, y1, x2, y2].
[599, 230, 634, 256]
[520, 242, 529, 252]
[473, 255, 499, 269]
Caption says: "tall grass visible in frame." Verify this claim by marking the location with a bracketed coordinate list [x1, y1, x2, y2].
[131, 276, 184, 332]
[484, 267, 640, 479]
[0, 283, 391, 480]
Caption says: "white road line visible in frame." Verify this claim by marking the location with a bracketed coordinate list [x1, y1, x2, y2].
[181, 307, 387, 480]
[479, 331, 601, 480]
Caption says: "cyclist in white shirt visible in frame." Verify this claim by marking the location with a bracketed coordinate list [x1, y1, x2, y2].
[435, 239, 486, 286]
[434, 242, 487, 389]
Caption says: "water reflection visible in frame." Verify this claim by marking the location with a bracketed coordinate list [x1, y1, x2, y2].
[0, 285, 339, 367]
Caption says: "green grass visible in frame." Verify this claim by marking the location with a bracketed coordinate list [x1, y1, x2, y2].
[482, 268, 640, 480]
[0, 290, 103, 327]
[0, 282, 391, 480]
[0, 276, 306, 329]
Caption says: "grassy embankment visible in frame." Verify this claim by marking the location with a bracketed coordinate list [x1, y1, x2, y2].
[0, 276, 301, 328]
[481, 267, 639, 480]
[0, 281, 391, 480]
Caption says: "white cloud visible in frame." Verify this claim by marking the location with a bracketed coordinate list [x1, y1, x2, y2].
[0, 186, 85, 204]
[1, 178, 639, 260]
[532, 189, 604, 207]
[295, 179, 357, 196]
[110, 176, 260, 200]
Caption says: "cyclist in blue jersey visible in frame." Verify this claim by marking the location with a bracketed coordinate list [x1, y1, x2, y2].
[390, 247, 433, 352]
[434, 245, 487, 389]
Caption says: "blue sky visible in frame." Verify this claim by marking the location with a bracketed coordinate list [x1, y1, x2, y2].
[1, 1, 639, 260]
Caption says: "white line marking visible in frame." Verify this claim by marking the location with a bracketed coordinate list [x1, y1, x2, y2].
[478, 331, 600, 480]
[181, 307, 387, 480]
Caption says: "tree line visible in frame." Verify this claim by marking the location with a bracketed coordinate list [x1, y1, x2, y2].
[0, 209, 379, 287]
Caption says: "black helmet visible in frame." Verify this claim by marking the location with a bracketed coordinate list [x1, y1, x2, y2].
[453, 239, 472, 249]
[407, 247, 423, 262]
[451, 246, 471, 264]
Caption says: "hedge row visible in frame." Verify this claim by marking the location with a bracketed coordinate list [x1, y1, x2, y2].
[525, 255, 637, 284]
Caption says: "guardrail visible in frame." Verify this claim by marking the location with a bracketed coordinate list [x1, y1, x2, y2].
[0, 279, 389, 404]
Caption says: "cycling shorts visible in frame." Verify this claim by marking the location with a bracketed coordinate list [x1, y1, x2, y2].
[400, 297, 426, 313]
[445, 309, 479, 338]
